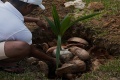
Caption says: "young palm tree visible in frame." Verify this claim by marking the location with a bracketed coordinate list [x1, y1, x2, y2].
[45, 5, 100, 68]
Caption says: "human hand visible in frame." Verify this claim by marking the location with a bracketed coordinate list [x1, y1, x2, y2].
[35, 20, 47, 30]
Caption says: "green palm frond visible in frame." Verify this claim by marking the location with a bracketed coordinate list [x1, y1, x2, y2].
[44, 16, 58, 36]
[70, 12, 100, 26]
[52, 5, 60, 34]
[60, 14, 71, 36]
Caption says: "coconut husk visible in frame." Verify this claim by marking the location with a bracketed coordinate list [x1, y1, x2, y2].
[69, 46, 90, 60]
[66, 43, 86, 49]
[56, 59, 86, 77]
[67, 37, 89, 46]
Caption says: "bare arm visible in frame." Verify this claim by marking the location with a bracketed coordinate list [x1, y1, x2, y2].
[24, 16, 47, 30]
[30, 44, 56, 63]
[24, 16, 39, 22]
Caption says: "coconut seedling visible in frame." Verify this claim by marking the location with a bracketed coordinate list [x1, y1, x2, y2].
[46, 45, 73, 63]
[53, 48, 74, 63]
[44, 5, 100, 68]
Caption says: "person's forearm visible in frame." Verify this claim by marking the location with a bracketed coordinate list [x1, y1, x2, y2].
[30, 45, 54, 62]
[24, 16, 47, 29]
[24, 16, 39, 22]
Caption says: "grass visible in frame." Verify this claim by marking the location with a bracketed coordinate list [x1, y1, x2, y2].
[81, 0, 120, 38]
[79, 2, 120, 79]
[83, 0, 120, 11]
[79, 58, 120, 80]
[83, 0, 120, 18]
[0, 61, 48, 80]
[3, 58, 119, 80]
[0, 71, 47, 80]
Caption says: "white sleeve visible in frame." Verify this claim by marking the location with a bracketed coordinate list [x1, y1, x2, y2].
[13, 29, 32, 45]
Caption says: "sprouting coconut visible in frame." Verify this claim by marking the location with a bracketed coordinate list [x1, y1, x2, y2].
[53, 48, 74, 63]
[46, 46, 74, 63]
[69, 46, 90, 61]
[46, 46, 73, 62]
[67, 37, 89, 48]
[56, 59, 86, 77]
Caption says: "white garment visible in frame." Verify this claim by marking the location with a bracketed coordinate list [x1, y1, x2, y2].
[0, 0, 3, 5]
[0, 2, 32, 44]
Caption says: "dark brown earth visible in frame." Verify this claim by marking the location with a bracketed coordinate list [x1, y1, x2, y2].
[25, 0, 120, 79]
[27, 0, 120, 55]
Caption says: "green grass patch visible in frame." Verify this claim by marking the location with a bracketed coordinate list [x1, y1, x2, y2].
[80, 59, 120, 80]
[0, 71, 47, 80]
